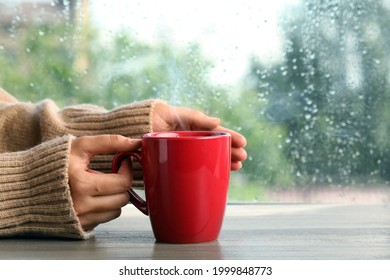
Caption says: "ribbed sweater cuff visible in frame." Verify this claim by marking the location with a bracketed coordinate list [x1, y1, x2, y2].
[0, 135, 91, 239]
[42, 99, 161, 140]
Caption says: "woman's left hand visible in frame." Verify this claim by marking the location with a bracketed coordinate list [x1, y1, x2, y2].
[152, 102, 247, 170]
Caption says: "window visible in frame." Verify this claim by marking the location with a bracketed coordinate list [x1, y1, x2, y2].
[1, 0, 389, 202]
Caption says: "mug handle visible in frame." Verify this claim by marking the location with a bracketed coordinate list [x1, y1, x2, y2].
[112, 151, 149, 216]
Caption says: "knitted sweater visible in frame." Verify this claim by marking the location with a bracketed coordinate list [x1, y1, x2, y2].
[0, 90, 158, 239]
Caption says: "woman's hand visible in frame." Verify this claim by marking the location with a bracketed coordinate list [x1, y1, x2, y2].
[152, 102, 247, 170]
[68, 135, 140, 231]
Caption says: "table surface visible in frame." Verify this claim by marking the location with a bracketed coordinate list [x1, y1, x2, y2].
[0, 204, 389, 260]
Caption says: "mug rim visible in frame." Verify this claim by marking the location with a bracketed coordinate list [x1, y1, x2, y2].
[143, 131, 231, 139]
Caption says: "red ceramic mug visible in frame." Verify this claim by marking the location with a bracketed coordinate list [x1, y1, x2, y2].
[112, 131, 231, 243]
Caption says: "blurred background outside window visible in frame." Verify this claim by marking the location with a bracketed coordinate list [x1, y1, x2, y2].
[1, 0, 390, 203]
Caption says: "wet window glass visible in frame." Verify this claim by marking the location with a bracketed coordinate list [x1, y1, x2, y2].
[1, 0, 389, 202]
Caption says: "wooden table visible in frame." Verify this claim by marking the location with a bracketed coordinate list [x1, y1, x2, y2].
[0, 204, 389, 260]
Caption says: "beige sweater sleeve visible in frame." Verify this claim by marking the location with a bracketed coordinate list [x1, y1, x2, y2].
[0, 135, 92, 239]
[0, 92, 161, 238]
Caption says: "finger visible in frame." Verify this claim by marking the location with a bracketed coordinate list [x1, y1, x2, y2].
[75, 191, 130, 216]
[117, 158, 133, 181]
[215, 125, 247, 148]
[79, 209, 122, 231]
[90, 192, 130, 212]
[231, 161, 243, 171]
[76, 135, 141, 158]
[231, 147, 248, 162]
[86, 158, 133, 177]
[92, 158, 133, 196]
[81, 172, 133, 196]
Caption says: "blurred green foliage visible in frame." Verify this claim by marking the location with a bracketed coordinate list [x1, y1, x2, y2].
[249, 0, 390, 186]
